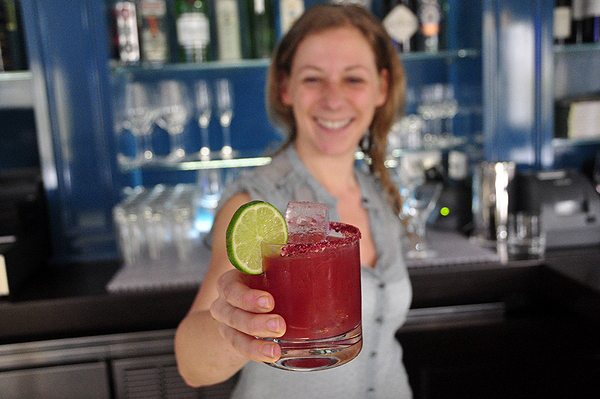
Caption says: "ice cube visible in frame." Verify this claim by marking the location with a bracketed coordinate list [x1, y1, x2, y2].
[285, 201, 330, 244]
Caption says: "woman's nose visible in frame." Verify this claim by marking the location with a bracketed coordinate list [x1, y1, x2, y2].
[321, 82, 345, 109]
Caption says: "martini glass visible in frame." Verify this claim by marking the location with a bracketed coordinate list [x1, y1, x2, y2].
[402, 180, 443, 259]
[397, 154, 443, 259]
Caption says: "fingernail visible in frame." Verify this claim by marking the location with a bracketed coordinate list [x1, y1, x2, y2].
[266, 317, 281, 333]
[257, 295, 271, 310]
[262, 343, 275, 359]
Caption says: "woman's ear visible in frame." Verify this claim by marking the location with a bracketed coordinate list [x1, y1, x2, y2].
[376, 68, 389, 107]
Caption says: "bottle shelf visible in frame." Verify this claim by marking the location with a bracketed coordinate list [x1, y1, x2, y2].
[110, 58, 271, 78]
[554, 42, 600, 54]
[0, 71, 33, 109]
[110, 48, 481, 77]
[552, 137, 600, 147]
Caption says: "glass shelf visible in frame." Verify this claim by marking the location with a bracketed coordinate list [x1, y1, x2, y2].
[110, 48, 481, 76]
[0, 71, 33, 109]
[110, 58, 271, 78]
[552, 137, 600, 147]
[118, 152, 272, 173]
[554, 42, 600, 54]
[400, 48, 480, 62]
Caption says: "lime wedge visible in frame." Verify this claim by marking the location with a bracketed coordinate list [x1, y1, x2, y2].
[226, 201, 288, 274]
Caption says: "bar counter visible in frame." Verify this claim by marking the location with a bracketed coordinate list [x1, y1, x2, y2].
[1, 245, 599, 398]
[1, 245, 598, 344]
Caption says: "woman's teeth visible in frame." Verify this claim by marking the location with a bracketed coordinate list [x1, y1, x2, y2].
[316, 118, 351, 130]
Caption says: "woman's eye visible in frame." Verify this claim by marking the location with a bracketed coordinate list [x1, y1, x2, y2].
[303, 76, 320, 84]
[347, 77, 365, 84]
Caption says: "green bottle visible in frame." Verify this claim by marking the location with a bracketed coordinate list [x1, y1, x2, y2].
[175, 0, 211, 62]
[246, 0, 274, 59]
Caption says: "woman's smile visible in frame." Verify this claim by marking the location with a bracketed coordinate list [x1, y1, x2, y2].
[315, 117, 353, 131]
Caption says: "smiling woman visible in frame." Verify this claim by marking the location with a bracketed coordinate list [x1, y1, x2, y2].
[174, 4, 413, 399]
[280, 26, 388, 159]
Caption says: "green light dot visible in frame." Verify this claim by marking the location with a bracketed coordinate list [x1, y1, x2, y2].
[440, 207, 450, 216]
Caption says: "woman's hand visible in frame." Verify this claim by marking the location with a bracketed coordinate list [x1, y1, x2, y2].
[210, 269, 286, 363]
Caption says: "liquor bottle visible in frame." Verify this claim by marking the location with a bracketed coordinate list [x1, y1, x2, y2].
[114, 1, 141, 65]
[554, 0, 572, 44]
[382, 0, 418, 53]
[246, 0, 275, 59]
[275, 0, 304, 39]
[214, 0, 242, 61]
[414, 0, 444, 52]
[175, 0, 211, 63]
[138, 0, 169, 64]
[0, 0, 27, 71]
[583, 0, 600, 43]
[570, 0, 585, 44]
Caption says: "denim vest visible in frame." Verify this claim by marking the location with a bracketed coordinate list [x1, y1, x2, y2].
[211, 146, 413, 399]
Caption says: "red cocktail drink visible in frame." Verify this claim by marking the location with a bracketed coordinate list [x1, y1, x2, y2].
[243, 222, 362, 371]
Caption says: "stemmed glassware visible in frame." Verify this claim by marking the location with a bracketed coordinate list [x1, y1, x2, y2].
[216, 78, 234, 158]
[194, 80, 213, 161]
[124, 81, 158, 165]
[157, 79, 192, 163]
[397, 154, 443, 260]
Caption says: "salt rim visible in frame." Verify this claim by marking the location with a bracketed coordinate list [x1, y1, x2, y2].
[279, 222, 361, 256]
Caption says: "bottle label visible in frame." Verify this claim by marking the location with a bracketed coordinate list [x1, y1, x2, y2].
[254, 0, 266, 14]
[419, 1, 441, 38]
[586, 0, 600, 17]
[572, 0, 586, 20]
[139, 0, 166, 17]
[554, 6, 572, 40]
[115, 1, 140, 64]
[216, 0, 242, 60]
[177, 12, 210, 48]
[383, 4, 419, 43]
[139, 0, 168, 63]
[279, 0, 304, 35]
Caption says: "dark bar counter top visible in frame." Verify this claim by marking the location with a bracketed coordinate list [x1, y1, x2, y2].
[1, 245, 598, 345]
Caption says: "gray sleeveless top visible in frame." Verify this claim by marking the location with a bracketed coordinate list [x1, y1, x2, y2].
[210, 146, 413, 399]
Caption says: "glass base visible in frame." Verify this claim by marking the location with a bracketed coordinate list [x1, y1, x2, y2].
[405, 248, 437, 260]
[264, 325, 362, 372]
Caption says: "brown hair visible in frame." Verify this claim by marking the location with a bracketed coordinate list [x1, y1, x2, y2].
[266, 3, 406, 214]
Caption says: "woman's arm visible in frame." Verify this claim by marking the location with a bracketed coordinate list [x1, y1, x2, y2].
[174, 192, 286, 387]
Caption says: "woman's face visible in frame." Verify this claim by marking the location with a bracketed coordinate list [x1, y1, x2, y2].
[281, 26, 388, 159]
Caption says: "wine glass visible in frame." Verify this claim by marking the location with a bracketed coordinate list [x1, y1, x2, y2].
[158, 80, 192, 163]
[216, 78, 234, 158]
[402, 181, 443, 259]
[397, 153, 443, 260]
[124, 82, 158, 165]
[194, 80, 212, 160]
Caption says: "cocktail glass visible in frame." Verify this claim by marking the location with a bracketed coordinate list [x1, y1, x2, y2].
[242, 222, 363, 372]
[402, 181, 443, 259]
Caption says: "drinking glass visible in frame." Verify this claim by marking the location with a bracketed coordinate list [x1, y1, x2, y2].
[194, 80, 212, 160]
[197, 168, 222, 212]
[242, 222, 363, 372]
[397, 152, 443, 259]
[124, 82, 158, 165]
[505, 212, 546, 261]
[158, 80, 192, 163]
[402, 181, 443, 259]
[216, 78, 234, 158]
